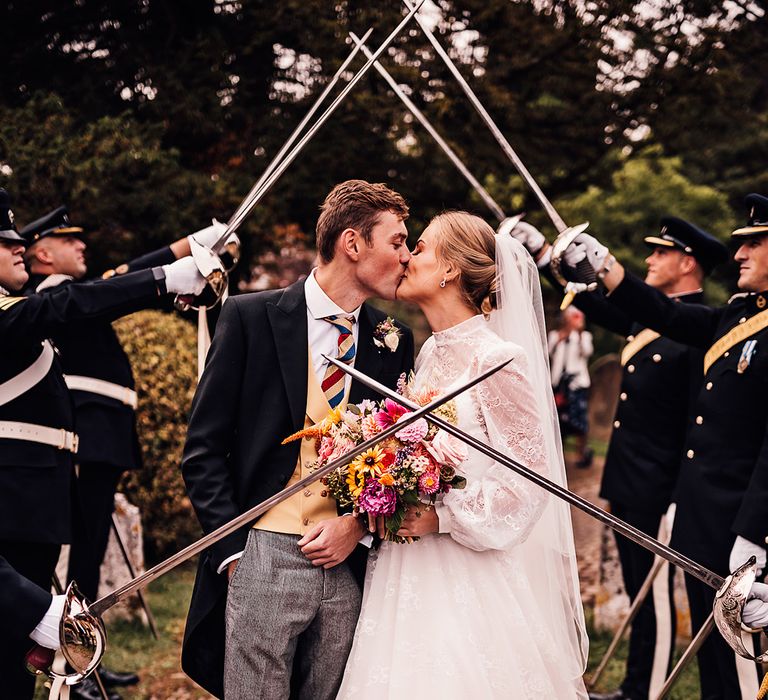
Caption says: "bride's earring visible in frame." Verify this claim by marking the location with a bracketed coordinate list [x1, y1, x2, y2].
[440, 278, 446, 288]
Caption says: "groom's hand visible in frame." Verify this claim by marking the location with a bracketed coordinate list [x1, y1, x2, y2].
[298, 516, 366, 569]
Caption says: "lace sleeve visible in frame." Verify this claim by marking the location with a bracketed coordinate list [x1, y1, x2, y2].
[436, 344, 549, 551]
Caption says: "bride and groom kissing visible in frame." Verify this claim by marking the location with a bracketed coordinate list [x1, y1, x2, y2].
[180, 180, 588, 699]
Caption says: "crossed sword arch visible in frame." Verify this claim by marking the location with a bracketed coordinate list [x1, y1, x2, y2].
[28, 3, 766, 696]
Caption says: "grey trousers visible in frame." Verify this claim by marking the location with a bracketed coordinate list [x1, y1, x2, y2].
[224, 529, 362, 700]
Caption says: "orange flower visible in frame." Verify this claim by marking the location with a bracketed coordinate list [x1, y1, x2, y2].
[378, 472, 395, 487]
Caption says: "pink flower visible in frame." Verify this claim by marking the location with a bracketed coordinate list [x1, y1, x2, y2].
[330, 436, 355, 461]
[318, 436, 335, 462]
[425, 430, 468, 467]
[395, 417, 428, 443]
[361, 414, 381, 441]
[418, 469, 441, 495]
[374, 398, 409, 430]
[357, 480, 398, 517]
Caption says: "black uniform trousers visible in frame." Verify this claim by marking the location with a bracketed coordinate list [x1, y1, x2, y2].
[611, 504, 676, 699]
[67, 462, 123, 602]
[0, 540, 60, 699]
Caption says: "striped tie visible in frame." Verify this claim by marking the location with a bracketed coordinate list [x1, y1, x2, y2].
[321, 314, 356, 408]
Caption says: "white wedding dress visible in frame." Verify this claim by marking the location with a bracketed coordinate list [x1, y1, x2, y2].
[338, 239, 588, 699]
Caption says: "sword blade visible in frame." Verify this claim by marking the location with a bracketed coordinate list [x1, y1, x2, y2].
[349, 32, 506, 222]
[402, 0, 568, 234]
[89, 352, 511, 617]
[209, 2, 426, 254]
[221, 27, 375, 244]
[327, 356, 726, 591]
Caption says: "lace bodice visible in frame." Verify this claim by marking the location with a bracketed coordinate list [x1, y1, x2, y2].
[416, 315, 549, 552]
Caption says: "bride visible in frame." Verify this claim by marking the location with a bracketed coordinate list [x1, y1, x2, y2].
[337, 211, 588, 698]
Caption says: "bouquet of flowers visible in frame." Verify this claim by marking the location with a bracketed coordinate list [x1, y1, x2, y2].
[283, 375, 467, 542]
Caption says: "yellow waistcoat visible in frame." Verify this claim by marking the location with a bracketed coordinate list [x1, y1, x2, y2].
[253, 354, 345, 535]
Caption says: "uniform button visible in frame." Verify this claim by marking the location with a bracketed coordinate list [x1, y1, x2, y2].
[739, 317, 747, 324]
[765, 535, 768, 545]
[627, 364, 635, 373]
[687, 449, 694, 459]
[652, 354, 662, 363]
[303, 489, 312, 497]
[613, 420, 621, 429]
[706, 382, 713, 390]
[724, 351, 729, 358]
[627, 335, 635, 342]
[620, 392, 628, 401]
[302, 517, 309, 526]
[696, 416, 703, 425]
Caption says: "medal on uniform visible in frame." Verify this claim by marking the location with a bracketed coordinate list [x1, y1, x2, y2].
[737, 339, 757, 374]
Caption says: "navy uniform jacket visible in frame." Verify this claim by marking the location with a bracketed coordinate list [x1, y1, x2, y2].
[23, 247, 176, 470]
[609, 272, 768, 573]
[543, 267, 704, 511]
[180, 280, 414, 698]
[0, 270, 163, 544]
[0, 556, 51, 639]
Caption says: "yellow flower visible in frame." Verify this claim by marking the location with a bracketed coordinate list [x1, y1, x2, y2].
[346, 464, 366, 498]
[351, 446, 387, 477]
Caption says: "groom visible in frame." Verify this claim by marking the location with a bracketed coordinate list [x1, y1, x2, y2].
[181, 180, 414, 698]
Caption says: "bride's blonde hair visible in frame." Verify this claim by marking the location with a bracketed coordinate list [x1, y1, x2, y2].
[432, 211, 497, 315]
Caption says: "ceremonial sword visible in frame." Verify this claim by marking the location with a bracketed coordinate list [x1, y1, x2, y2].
[326, 356, 767, 666]
[349, 31, 505, 223]
[204, 2, 427, 259]
[26, 354, 511, 683]
[401, 0, 593, 308]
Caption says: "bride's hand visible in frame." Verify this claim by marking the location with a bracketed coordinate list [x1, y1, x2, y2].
[367, 513, 386, 539]
[397, 505, 439, 537]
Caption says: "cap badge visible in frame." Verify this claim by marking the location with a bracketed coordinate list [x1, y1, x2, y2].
[8, 209, 14, 225]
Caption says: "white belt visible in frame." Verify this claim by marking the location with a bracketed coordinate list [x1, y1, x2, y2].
[0, 341, 55, 407]
[64, 375, 138, 409]
[0, 421, 79, 453]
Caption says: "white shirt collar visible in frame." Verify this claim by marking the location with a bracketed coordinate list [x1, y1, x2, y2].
[304, 268, 362, 322]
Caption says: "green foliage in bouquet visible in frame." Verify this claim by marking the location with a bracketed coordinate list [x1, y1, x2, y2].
[113, 309, 201, 563]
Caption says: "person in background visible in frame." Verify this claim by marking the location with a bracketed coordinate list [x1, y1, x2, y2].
[548, 305, 594, 467]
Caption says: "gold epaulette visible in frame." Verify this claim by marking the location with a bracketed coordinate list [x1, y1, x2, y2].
[0, 296, 26, 311]
[703, 308, 768, 375]
[620, 328, 661, 366]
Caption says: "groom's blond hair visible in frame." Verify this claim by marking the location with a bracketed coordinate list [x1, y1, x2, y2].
[316, 180, 409, 263]
[433, 211, 498, 315]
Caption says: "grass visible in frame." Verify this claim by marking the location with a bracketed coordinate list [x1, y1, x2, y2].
[585, 609, 701, 699]
[35, 563, 701, 699]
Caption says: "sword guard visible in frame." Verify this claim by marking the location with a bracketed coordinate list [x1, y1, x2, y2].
[173, 237, 229, 312]
[713, 557, 768, 662]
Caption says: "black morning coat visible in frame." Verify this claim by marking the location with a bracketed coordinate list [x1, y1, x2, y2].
[0, 270, 164, 545]
[0, 555, 51, 639]
[574, 288, 705, 513]
[180, 279, 414, 698]
[608, 272, 768, 573]
[23, 246, 176, 470]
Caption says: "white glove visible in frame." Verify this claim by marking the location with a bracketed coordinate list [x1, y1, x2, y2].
[743, 582, 768, 628]
[501, 219, 546, 256]
[162, 257, 207, 296]
[729, 535, 767, 577]
[188, 219, 239, 250]
[563, 233, 610, 274]
[29, 593, 66, 649]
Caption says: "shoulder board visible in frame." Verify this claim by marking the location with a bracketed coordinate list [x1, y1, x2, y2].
[0, 296, 26, 311]
[728, 293, 749, 304]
